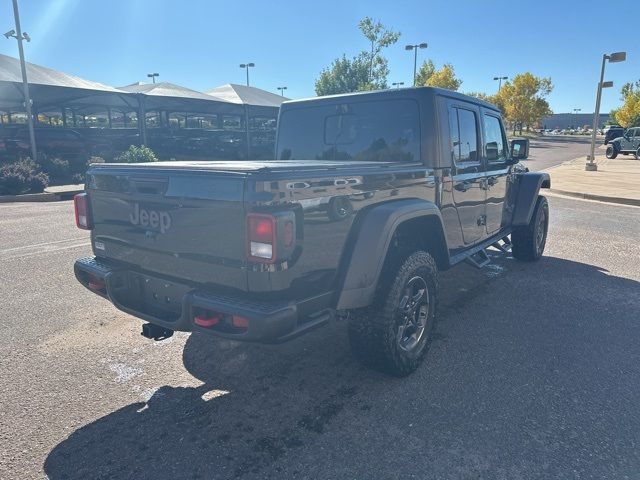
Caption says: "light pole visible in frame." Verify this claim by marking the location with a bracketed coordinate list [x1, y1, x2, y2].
[405, 43, 428, 86]
[147, 73, 159, 84]
[239, 63, 255, 87]
[493, 76, 508, 92]
[586, 51, 626, 171]
[4, 0, 36, 161]
[277, 86, 287, 96]
[392, 82, 404, 89]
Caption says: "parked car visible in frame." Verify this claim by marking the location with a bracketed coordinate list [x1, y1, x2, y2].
[606, 127, 640, 159]
[73, 87, 550, 376]
[603, 125, 625, 145]
[0, 126, 89, 159]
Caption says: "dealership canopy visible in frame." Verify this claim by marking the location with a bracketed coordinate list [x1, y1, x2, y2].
[206, 83, 288, 115]
[0, 53, 133, 111]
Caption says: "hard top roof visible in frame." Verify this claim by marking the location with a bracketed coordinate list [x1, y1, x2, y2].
[282, 86, 500, 112]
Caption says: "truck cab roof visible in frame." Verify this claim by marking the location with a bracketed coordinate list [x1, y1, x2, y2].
[281, 86, 501, 113]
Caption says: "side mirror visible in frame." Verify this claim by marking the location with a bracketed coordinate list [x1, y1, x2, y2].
[510, 138, 529, 161]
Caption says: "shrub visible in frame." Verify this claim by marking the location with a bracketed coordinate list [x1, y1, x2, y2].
[37, 155, 71, 185]
[114, 145, 158, 163]
[0, 159, 49, 195]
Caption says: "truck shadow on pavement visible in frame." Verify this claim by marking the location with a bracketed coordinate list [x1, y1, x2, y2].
[44, 256, 640, 479]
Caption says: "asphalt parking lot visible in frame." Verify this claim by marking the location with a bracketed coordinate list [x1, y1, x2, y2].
[1, 138, 639, 479]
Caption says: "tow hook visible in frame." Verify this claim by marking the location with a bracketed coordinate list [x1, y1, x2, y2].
[141, 323, 174, 341]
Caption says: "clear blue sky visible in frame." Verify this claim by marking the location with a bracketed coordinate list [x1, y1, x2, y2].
[1, 0, 638, 113]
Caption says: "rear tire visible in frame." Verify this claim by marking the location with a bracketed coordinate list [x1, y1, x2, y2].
[327, 197, 353, 221]
[348, 251, 438, 376]
[606, 145, 618, 159]
[512, 196, 549, 262]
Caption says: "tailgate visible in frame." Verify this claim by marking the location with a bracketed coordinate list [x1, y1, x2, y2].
[86, 167, 247, 291]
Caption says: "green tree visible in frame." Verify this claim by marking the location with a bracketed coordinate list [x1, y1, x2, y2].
[496, 73, 553, 134]
[415, 60, 435, 86]
[415, 60, 462, 91]
[358, 17, 401, 85]
[315, 18, 400, 96]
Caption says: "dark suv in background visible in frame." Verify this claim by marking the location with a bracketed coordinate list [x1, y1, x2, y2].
[604, 125, 624, 145]
[606, 126, 640, 159]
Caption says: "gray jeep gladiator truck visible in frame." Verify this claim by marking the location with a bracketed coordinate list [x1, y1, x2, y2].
[74, 87, 550, 376]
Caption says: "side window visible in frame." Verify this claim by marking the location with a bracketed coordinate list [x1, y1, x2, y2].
[482, 114, 507, 162]
[449, 107, 479, 164]
[448, 108, 460, 163]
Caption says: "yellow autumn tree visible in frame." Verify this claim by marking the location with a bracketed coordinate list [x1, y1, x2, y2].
[614, 81, 640, 128]
[415, 60, 462, 91]
[496, 73, 553, 134]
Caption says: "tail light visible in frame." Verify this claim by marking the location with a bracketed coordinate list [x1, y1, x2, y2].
[246, 211, 296, 264]
[74, 192, 93, 230]
[247, 214, 276, 262]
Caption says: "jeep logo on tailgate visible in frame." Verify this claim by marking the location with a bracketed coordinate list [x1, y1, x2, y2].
[129, 203, 172, 233]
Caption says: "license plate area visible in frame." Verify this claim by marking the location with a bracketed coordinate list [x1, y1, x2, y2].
[125, 272, 190, 322]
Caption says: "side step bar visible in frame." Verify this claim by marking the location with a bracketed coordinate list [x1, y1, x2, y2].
[491, 236, 512, 253]
[466, 249, 491, 269]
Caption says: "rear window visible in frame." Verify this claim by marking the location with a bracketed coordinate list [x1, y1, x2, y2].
[277, 99, 420, 162]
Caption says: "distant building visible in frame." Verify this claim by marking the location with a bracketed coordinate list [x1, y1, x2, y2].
[541, 113, 611, 130]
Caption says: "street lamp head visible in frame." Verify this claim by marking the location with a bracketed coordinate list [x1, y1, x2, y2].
[22, 32, 30, 42]
[601, 81, 614, 88]
[608, 51, 626, 63]
[247, 62, 255, 67]
[405, 45, 414, 51]
[3, 29, 15, 39]
[418, 43, 428, 49]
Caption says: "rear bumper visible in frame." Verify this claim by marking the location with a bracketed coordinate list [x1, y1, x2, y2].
[74, 256, 330, 343]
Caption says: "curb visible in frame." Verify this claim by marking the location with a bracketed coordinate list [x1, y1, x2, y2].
[548, 189, 640, 207]
[0, 187, 83, 203]
[0, 192, 57, 203]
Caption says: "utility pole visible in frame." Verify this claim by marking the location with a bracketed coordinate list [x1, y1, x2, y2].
[586, 52, 626, 171]
[405, 43, 428, 86]
[239, 63, 255, 87]
[6, 0, 37, 161]
[493, 76, 508, 92]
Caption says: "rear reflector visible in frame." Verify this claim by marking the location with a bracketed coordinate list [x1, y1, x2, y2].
[194, 313, 221, 328]
[87, 276, 105, 292]
[232, 315, 249, 329]
[74, 193, 92, 230]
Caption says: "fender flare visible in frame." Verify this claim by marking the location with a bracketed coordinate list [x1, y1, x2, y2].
[512, 172, 551, 226]
[336, 198, 448, 310]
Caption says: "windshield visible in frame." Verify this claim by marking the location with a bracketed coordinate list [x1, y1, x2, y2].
[276, 99, 421, 162]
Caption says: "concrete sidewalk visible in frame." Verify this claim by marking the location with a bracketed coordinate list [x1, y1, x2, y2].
[544, 150, 640, 206]
[0, 183, 83, 203]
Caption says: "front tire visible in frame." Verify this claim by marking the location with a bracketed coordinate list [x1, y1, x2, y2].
[512, 196, 549, 262]
[635, 147, 640, 160]
[348, 251, 438, 376]
[606, 145, 618, 159]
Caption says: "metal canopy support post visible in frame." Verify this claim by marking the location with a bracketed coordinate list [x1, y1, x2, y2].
[244, 104, 251, 159]
[137, 93, 147, 146]
[11, 0, 37, 160]
[587, 54, 607, 172]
